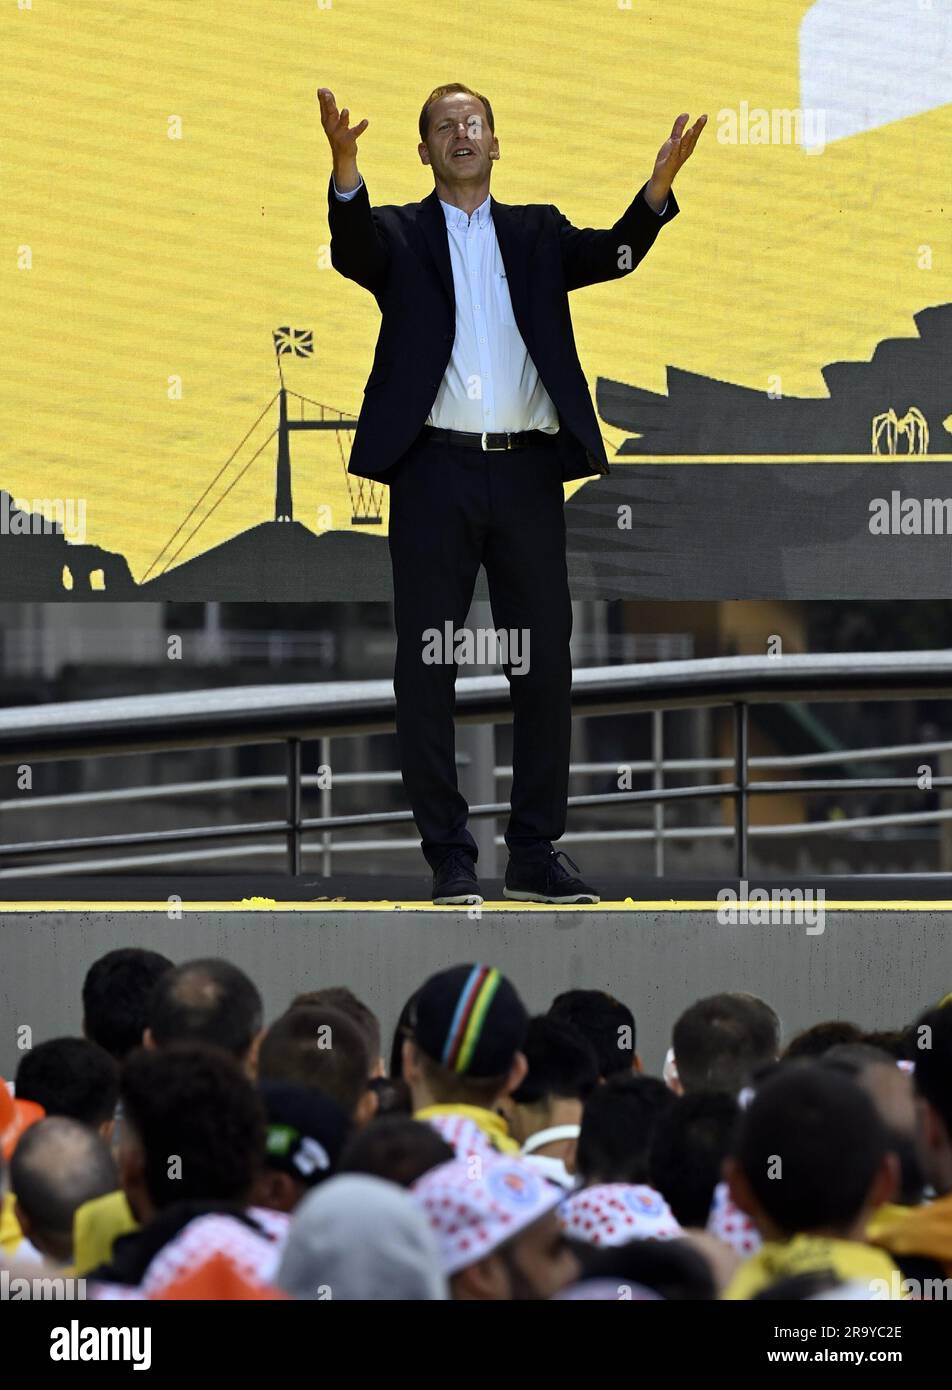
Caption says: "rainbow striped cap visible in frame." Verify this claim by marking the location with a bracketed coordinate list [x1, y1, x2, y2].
[413, 963, 529, 1078]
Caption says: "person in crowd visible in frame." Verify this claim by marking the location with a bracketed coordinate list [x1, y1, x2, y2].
[548, 989, 640, 1079]
[560, 1074, 681, 1243]
[402, 964, 528, 1158]
[562, 1233, 720, 1300]
[670, 993, 779, 1095]
[257, 1005, 378, 1127]
[338, 1116, 454, 1187]
[722, 1064, 902, 1298]
[291, 987, 385, 1077]
[649, 1091, 740, 1228]
[82, 948, 173, 1062]
[9, 1118, 117, 1267]
[783, 1020, 863, 1059]
[145, 957, 264, 1077]
[871, 1002, 952, 1289]
[250, 1081, 352, 1214]
[500, 1014, 599, 1189]
[84, 1044, 283, 1288]
[368, 1075, 413, 1115]
[412, 1153, 578, 1299]
[277, 1172, 447, 1300]
[14, 1039, 118, 1140]
[821, 1043, 927, 1212]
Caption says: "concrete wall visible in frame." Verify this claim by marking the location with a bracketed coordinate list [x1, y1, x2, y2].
[2, 907, 950, 1078]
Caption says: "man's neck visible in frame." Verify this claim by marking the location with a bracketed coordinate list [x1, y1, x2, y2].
[433, 178, 491, 217]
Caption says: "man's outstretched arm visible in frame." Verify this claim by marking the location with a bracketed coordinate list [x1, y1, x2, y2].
[557, 111, 706, 292]
[318, 87, 390, 294]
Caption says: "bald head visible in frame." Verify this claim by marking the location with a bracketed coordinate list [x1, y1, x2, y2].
[10, 1118, 118, 1263]
[146, 957, 263, 1069]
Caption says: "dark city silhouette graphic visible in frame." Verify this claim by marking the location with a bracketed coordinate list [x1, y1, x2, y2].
[2, 306, 950, 601]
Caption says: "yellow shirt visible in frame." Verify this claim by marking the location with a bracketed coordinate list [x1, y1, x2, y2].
[723, 1232, 903, 1300]
[72, 1190, 138, 1277]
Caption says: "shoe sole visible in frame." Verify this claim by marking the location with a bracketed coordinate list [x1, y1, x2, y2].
[433, 892, 484, 906]
[503, 888, 600, 904]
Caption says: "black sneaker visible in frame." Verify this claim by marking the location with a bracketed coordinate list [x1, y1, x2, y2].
[504, 849, 599, 905]
[432, 850, 483, 905]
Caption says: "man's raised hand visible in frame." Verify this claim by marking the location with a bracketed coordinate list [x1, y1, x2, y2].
[652, 112, 707, 191]
[318, 87, 368, 191]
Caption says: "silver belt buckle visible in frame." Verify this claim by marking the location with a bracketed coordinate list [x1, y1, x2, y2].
[481, 431, 510, 451]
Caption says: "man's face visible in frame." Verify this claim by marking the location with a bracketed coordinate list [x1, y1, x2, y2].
[500, 1211, 579, 1300]
[419, 95, 498, 184]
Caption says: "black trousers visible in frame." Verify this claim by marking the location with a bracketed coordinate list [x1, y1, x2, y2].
[387, 432, 573, 870]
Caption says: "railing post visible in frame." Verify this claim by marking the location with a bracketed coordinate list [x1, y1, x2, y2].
[734, 702, 749, 881]
[287, 738, 302, 877]
[320, 735, 332, 878]
[652, 708, 664, 877]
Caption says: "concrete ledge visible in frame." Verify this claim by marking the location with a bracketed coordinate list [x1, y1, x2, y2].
[2, 906, 949, 1075]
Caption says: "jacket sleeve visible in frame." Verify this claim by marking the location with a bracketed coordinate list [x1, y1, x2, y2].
[326, 174, 392, 296]
[554, 182, 680, 292]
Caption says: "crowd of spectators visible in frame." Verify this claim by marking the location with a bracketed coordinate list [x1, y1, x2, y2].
[2, 949, 951, 1300]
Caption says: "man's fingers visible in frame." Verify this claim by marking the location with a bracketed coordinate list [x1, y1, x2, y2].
[352, 118, 369, 139]
[670, 112, 690, 140]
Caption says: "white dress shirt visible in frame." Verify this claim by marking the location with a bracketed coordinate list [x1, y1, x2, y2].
[333, 176, 666, 435]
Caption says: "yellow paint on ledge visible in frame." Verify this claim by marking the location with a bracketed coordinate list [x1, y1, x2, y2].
[3, 900, 952, 914]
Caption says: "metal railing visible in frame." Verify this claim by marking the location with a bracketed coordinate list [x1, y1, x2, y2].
[3, 651, 952, 877]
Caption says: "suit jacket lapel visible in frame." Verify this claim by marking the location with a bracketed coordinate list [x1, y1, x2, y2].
[418, 189, 455, 311]
[489, 198, 531, 341]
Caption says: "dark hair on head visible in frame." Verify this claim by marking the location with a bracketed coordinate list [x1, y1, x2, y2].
[416, 1051, 508, 1109]
[82, 948, 174, 1061]
[148, 958, 262, 1061]
[121, 1043, 264, 1209]
[548, 990, 636, 1080]
[862, 1029, 915, 1062]
[819, 1042, 895, 1076]
[338, 1117, 453, 1188]
[784, 1020, 863, 1060]
[390, 990, 419, 1079]
[912, 1003, 952, 1138]
[511, 1015, 599, 1106]
[752, 1271, 846, 1301]
[291, 987, 381, 1067]
[731, 1064, 887, 1237]
[10, 1118, 118, 1257]
[672, 994, 779, 1094]
[571, 1237, 717, 1301]
[419, 82, 494, 143]
[649, 1091, 740, 1228]
[577, 1074, 676, 1186]
[258, 1006, 370, 1116]
[368, 1076, 412, 1117]
[15, 1038, 119, 1128]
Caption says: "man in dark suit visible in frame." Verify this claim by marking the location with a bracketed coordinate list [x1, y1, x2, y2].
[320, 83, 704, 906]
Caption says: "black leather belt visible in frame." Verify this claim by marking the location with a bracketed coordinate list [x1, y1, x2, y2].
[422, 425, 557, 451]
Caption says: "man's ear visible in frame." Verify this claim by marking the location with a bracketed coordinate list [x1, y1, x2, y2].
[402, 1037, 422, 1085]
[722, 1156, 757, 1221]
[453, 1252, 507, 1301]
[867, 1150, 900, 1214]
[141, 1027, 156, 1052]
[354, 1087, 379, 1129]
[245, 1029, 264, 1081]
[418, 141, 431, 166]
[632, 1053, 644, 1074]
[503, 1051, 529, 1098]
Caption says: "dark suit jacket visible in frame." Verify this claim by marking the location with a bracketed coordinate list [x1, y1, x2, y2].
[326, 175, 680, 482]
